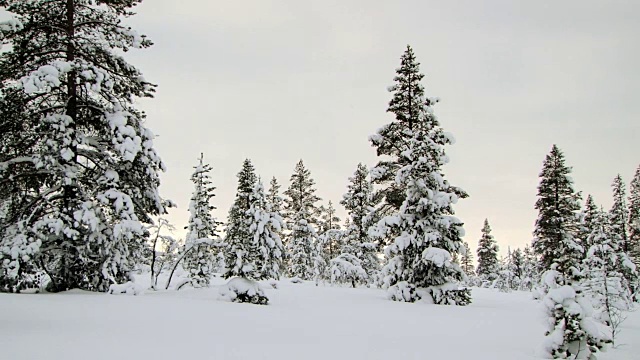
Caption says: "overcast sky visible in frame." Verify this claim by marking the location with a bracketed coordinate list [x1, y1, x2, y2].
[7, 1, 640, 255]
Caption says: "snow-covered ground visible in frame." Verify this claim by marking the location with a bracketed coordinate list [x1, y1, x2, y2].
[1, 276, 638, 360]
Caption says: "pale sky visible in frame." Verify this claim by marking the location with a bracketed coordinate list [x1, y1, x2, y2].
[5, 1, 640, 257]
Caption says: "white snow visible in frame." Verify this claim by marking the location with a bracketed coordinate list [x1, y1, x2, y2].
[0, 279, 638, 360]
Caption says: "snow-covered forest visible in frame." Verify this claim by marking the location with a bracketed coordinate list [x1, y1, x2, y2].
[1, 1, 639, 360]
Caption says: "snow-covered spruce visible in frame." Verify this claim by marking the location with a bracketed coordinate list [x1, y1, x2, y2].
[182, 154, 221, 288]
[222, 167, 284, 304]
[532, 145, 583, 273]
[370, 46, 470, 305]
[224, 159, 258, 279]
[629, 165, 640, 271]
[0, 0, 169, 292]
[583, 210, 636, 345]
[219, 277, 268, 305]
[541, 270, 611, 359]
[314, 201, 342, 283]
[329, 253, 368, 288]
[283, 160, 321, 281]
[476, 219, 500, 283]
[340, 163, 381, 284]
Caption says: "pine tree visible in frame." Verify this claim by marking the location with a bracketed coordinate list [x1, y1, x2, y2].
[0, 1, 168, 292]
[521, 245, 538, 291]
[318, 201, 342, 261]
[340, 163, 380, 282]
[371, 48, 470, 304]
[183, 154, 220, 288]
[369, 45, 428, 217]
[532, 147, 608, 358]
[245, 181, 285, 280]
[460, 241, 475, 277]
[532, 145, 583, 272]
[580, 194, 599, 257]
[610, 175, 629, 252]
[583, 210, 635, 345]
[267, 177, 284, 215]
[627, 165, 640, 268]
[224, 159, 258, 279]
[476, 219, 499, 280]
[283, 160, 321, 280]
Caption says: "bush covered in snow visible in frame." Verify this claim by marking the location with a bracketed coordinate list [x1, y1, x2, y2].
[108, 281, 144, 296]
[329, 253, 367, 288]
[219, 277, 268, 305]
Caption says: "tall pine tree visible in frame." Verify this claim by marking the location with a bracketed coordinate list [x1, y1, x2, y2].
[476, 219, 499, 280]
[283, 160, 321, 280]
[627, 165, 640, 267]
[340, 163, 380, 281]
[224, 159, 258, 278]
[610, 175, 629, 253]
[371, 46, 470, 304]
[0, 0, 168, 292]
[183, 154, 220, 287]
[370, 45, 427, 217]
[532, 145, 582, 272]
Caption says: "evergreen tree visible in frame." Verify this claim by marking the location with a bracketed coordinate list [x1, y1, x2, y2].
[476, 219, 499, 280]
[267, 177, 284, 215]
[369, 45, 428, 217]
[371, 48, 470, 304]
[283, 160, 321, 280]
[610, 175, 629, 253]
[183, 154, 220, 287]
[318, 201, 342, 261]
[223, 159, 258, 278]
[460, 241, 475, 277]
[0, 0, 168, 292]
[340, 163, 380, 281]
[627, 165, 640, 268]
[580, 194, 599, 258]
[531, 147, 608, 358]
[521, 244, 538, 291]
[511, 248, 525, 284]
[245, 181, 285, 280]
[583, 210, 635, 345]
[532, 145, 583, 272]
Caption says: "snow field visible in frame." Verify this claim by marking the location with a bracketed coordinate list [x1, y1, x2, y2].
[1, 278, 637, 360]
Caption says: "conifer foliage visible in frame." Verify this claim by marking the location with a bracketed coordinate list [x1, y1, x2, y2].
[369, 45, 427, 215]
[476, 219, 499, 280]
[371, 46, 470, 305]
[340, 163, 379, 282]
[628, 165, 640, 268]
[224, 159, 258, 279]
[0, 0, 168, 292]
[183, 154, 220, 288]
[532, 145, 582, 272]
[283, 160, 321, 280]
[610, 175, 629, 253]
[533, 146, 609, 359]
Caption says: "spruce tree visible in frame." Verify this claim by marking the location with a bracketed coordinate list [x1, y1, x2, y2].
[532, 145, 582, 272]
[583, 210, 635, 345]
[340, 163, 380, 281]
[521, 244, 538, 290]
[371, 48, 470, 304]
[627, 165, 640, 267]
[610, 175, 629, 252]
[0, 0, 168, 292]
[245, 181, 285, 280]
[476, 219, 499, 280]
[460, 241, 475, 277]
[223, 159, 258, 278]
[318, 201, 342, 261]
[532, 146, 608, 358]
[283, 160, 321, 280]
[369, 45, 427, 216]
[183, 154, 220, 288]
[580, 194, 599, 257]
